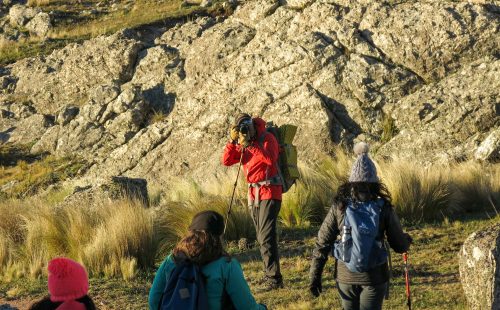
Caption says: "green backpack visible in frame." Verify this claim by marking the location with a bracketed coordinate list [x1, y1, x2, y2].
[259, 122, 300, 193]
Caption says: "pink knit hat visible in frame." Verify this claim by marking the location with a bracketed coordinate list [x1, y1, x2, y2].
[48, 257, 89, 303]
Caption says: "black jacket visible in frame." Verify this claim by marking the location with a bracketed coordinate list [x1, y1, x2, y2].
[310, 199, 410, 286]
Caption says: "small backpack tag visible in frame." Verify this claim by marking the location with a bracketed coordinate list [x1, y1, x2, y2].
[179, 288, 190, 299]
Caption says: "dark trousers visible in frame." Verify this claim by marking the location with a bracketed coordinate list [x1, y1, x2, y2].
[251, 199, 282, 281]
[337, 282, 387, 310]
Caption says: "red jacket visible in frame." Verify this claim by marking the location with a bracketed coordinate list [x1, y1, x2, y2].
[222, 117, 282, 201]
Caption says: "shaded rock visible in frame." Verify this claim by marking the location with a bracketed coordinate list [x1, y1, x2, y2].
[56, 105, 79, 126]
[459, 224, 500, 310]
[61, 176, 149, 207]
[0, 75, 16, 93]
[31, 84, 149, 162]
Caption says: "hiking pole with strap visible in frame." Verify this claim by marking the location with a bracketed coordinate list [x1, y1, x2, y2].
[385, 241, 392, 300]
[403, 252, 412, 310]
[224, 148, 245, 234]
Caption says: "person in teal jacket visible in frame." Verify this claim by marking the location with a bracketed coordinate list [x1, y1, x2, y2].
[148, 210, 266, 310]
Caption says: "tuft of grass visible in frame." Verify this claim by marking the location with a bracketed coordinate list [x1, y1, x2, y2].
[381, 114, 398, 143]
[450, 161, 499, 214]
[149, 109, 169, 124]
[379, 160, 452, 223]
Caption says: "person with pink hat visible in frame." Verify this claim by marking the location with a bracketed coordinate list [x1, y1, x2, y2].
[29, 257, 96, 310]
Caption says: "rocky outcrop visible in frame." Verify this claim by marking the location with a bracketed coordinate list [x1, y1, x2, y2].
[5, 4, 52, 39]
[459, 224, 500, 310]
[60, 176, 149, 208]
[8, 4, 39, 27]
[10, 30, 143, 114]
[0, 0, 499, 188]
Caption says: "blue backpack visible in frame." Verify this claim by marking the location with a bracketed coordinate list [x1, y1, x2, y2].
[159, 261, 209, 310]
[333, 199, 388, 273]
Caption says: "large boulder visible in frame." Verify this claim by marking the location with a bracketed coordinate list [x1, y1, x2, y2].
[459, 224, 500, 310]
[8, 4, 39, 27]
[25, 12, 51, 37]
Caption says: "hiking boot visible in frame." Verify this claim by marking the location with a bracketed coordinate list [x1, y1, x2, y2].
[259, 278, 284, 291]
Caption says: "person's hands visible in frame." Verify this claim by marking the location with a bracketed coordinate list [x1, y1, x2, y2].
[238, 131, 252, 148]
[309, 281, 322, 298]
[230, 126, 239, 143]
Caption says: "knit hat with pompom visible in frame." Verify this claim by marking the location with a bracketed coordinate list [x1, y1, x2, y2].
[48, 257, 89, 303]
[348, 142, 379, 183]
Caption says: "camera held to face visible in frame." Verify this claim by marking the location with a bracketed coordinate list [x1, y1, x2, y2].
[238, 119, 254, 137]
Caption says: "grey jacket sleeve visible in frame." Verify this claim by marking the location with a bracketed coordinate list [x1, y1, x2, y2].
[309, 205, 340, 285]
[385, 205, 411, 253]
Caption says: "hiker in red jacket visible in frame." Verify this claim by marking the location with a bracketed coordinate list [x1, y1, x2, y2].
[222, 113, 284, 290]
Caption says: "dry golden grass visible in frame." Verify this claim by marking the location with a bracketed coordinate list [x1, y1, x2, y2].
[50, 0, 199, 39]
[0, 154, 85, 199]
[378, 160, 452, 222]
[27, 0, 51, 6]
[0, 199, 156, 281]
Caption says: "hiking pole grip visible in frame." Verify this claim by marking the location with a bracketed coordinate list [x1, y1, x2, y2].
[403, 252, 412, 310]
[224, 149, 245, 234]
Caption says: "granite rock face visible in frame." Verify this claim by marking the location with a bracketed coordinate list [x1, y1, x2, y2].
[459, 224, 500, 310]
[0, 0, 499, 187]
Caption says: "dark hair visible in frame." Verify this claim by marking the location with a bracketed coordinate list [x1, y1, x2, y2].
[29, 295, 96, 310]
[173, 230, 227, 265]
[334, 182, 392, 212]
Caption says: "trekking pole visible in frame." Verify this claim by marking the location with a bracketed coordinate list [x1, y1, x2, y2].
[403, 252, 412, 310]
[385, 241, 392, 300]
[224, 149, 245, 234]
